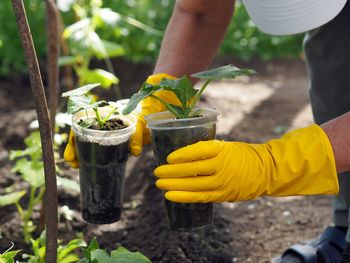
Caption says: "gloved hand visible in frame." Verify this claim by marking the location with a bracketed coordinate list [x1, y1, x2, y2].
[130, 73, 180, 156]
[63, 129, 79, 169]
[155, 124, 339, 203]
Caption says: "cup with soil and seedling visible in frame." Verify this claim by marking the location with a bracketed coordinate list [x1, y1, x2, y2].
[62, 84, 136, 224]
[123, 65, 255, 231]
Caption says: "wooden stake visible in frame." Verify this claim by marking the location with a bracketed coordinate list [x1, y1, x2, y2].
[11, 1, 58, 262]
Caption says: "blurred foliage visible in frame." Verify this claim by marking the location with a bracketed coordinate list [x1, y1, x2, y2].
[219, 3, 304, 61]
[0, 0, 304, 76]
[0, 0, 46, 75]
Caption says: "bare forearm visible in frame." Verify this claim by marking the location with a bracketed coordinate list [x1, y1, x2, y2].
[321, 111, 350, 173]
[154, 0, 235, 77]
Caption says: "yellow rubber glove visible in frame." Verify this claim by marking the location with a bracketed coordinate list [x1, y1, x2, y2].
[63, 129, 79, 169]
[154, 124, 339, 203]
[130, 73, 180, 156]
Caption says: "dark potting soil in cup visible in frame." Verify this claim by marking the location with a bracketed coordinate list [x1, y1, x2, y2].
[150, 125, 216, 231]
[76, 136, 129, 224]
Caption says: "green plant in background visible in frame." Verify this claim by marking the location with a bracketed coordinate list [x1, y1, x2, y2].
[0, 242, 20, 263]
[77, 238, 151, 263]
[60, 0, 122, 93]
[59, 0, 161, 98]
[1, 0, 304, 77]
[0, 131, 79, 243]
[22, 231, 85, 263]
[219, 2, 304, 61]
[0, 0, 46, 75]
[123, 64, 255, 118]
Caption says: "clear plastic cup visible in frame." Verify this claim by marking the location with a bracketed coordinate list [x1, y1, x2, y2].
[72, 107, 135, 224]
[145, 108, 219, 231]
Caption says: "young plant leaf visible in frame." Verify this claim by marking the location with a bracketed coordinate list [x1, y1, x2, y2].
[122, 84, 158, 115]
[165, 104, 188, 119]
[191, 64, 256, 80]
[110, 247, 151, 263]
[77, 118, 98, 129]
[82, 238, 99, 260]
[160, 76, 197, 108]
[62, 83, 100, 97]
[67, 95, 94, 115]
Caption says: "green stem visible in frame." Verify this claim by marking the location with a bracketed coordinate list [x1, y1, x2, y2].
[15, 202, 24, 219]
[189, 79, 211, 111]
[93, 108, 103, 128]
[23, 186, 36, 243]
[150, 94, 181, 118]
[101, 106, 118, 124]
[33, 186, 46, 206]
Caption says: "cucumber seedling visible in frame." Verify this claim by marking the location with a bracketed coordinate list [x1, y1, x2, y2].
[123, 64, 255, 118]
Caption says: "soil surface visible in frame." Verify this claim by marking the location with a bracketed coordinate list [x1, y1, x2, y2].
[0, 58, 334, 262]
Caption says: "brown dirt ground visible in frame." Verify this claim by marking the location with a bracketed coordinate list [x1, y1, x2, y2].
[0, 58, 335, 262]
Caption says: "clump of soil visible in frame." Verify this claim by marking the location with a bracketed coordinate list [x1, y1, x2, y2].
[83, 118, 128, 131]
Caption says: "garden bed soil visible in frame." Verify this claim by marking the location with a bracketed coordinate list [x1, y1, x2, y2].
[0, 58, 333, 262]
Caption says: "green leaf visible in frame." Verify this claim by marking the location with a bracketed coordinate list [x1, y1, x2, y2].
[96, 8, 121, 26]
[78, 69, 119, 89]
[11, 158, 45, 188]
[165, 104, 187, 119]
[0, 250, 20, 263]
[62, 83, 100, 97]
[191, 64, 256, 80]
[56, 177, 80, 193]
[82, 238, 99, 260]
[58, 254, 80, 263]
[58, 239, 86, 262]
[94, 40, 125, 59]
[77, 118, 98, 129]
[58, 56, 78, 67]
[67, 95, 94, 115]
[122, 85, 156, 115]
[63, 18, 91, 39]
[0, 191, 26, 207]
[91, 249, 111, 262]
[160, 76, 197, 107]
[110, 247, 151, 263]
[10, 131, 42, 161]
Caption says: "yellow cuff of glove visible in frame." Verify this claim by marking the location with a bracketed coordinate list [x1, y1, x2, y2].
[155, 124, 339, 203]
[63, 129, 79, 169]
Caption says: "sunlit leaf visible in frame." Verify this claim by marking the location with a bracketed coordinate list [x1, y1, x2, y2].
[95, 40, 125, 59]
[0, 191, 26, 207]
[62, 83, 100, 97]
[78, 69, 119, 88]
[11, 159, 45, 188]
[67, 95, 94, 114]
[122, 84, 155, 115]
[63, 18, 91, 39]
[56, 177, 80, 193]
[191, 64, 256, 80]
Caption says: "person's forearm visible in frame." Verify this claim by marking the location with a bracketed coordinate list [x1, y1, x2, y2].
[321, 111, 350, 173]
[154, 0, 235, 77]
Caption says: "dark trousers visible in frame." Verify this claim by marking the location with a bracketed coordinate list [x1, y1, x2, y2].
[304, 0, 350, 241]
